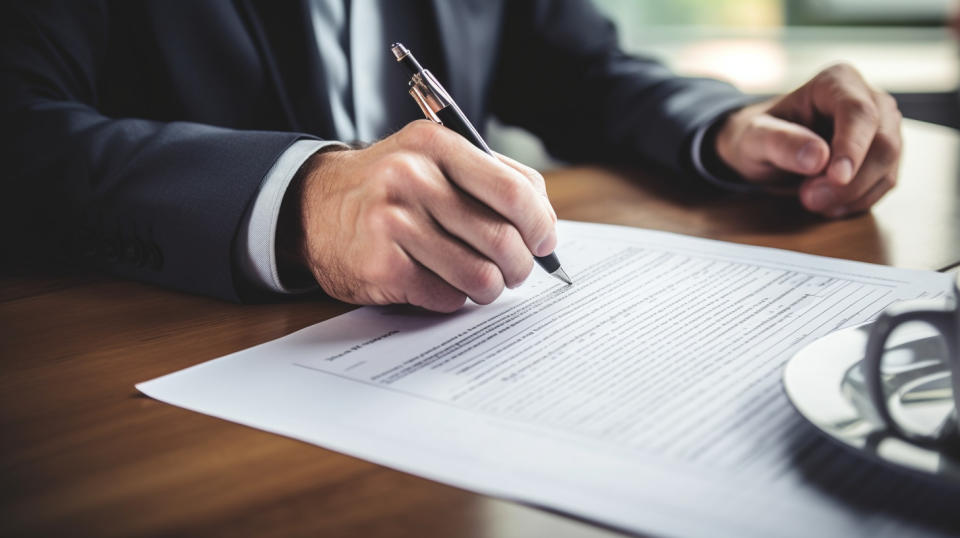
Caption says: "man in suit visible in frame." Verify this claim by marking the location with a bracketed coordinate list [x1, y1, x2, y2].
[0, 1, 901, 311]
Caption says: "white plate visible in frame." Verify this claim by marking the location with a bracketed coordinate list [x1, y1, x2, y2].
[783, 323, 960, 482]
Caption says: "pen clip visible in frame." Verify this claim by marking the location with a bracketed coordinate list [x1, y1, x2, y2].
[421, 70, 453, 103]
[409, 84, 442, 124]
[407, 68, 452, 123]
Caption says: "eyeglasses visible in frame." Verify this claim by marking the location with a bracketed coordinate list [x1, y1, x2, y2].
[864, 283, 960, 453]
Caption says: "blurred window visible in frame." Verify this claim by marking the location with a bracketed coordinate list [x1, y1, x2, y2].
[592, 0, 952, 28]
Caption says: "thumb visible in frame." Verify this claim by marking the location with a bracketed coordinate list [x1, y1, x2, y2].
[746, 115, 830, 176]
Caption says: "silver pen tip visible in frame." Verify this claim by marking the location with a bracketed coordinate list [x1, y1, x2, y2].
[391, 42, 409, 61]
[553, 268, 573, 285]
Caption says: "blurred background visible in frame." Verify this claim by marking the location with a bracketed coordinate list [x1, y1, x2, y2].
[488, 0, 960, 169]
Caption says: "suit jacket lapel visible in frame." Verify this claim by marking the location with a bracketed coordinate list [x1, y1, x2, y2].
[237, 0, 335, 136]
[237, 0, 503, 137]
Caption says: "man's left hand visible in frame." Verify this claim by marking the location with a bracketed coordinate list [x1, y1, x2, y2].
[713, 63, 902, 218]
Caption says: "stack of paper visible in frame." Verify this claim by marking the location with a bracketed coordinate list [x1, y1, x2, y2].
[139, 221, 957, 537]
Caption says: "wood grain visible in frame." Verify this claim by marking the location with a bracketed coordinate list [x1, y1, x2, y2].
[1, 119, 957, 537]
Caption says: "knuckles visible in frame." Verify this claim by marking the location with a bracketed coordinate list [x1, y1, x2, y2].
[813, 63, 874, 107]
[376, 152, 427, 193]
[463, 261, 504, 305]
[485, 221, 519, 261]
[822, 62, 857, 77]
[838, 96, 880, 125]
[871, 131, 901, 165]
[362, 204, 409, 238]
[817, 62, 860, 87]
[484, 223, 532, 287]
[495, 176, 552, 246]
[508, 256, 535, 289]
[371, 151, 445, 208]
[513, 164, 548, 195]
[879, 92, 899, 114]
[531, 171, 547, 194]
[496, 174, 527, 214]
[396, 119, 448, 153]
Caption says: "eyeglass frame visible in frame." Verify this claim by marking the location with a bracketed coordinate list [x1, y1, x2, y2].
[864, 283, 960, 451]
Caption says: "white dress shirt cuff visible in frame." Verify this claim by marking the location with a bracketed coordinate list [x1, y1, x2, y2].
[237, 139, 348, 294]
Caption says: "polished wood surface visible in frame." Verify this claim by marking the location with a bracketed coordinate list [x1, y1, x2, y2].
[2, 119, 958, 537]
[549, 120, 960, 272]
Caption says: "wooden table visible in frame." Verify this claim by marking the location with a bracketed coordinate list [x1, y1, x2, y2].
[2, 119, 958, 537]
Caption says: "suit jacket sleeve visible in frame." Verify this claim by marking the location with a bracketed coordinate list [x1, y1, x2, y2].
[489, 0, 752, 176]
[0, 1, 312, 301]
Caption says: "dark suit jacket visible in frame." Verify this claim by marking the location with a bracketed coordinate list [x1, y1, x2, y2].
[0, 0, 747, 301]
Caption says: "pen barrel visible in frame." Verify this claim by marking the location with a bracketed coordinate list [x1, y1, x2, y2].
[435, 106, 561, 277]
[393, 44, 569, 285]
[534, 252, 561, 274]
[436, 105, 494, 156]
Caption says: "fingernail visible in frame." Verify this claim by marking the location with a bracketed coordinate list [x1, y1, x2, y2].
[827, 206, 848, 219]
[535, 229, 557, 257]
[796, 142, 821, 172]
[828, 158, 853, 185]
[807, 185, 836, 210]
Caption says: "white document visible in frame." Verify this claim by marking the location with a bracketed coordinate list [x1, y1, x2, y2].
[138, 221, 957, 537]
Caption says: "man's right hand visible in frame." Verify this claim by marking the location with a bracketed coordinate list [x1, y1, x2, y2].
[290, 120, 558, 312]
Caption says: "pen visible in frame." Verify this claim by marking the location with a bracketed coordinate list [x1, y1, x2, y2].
[391, 42, 572, 286]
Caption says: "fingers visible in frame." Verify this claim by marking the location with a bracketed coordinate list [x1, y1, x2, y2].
[496, 151, 558, 224]
[330, 238, 467, 313]
[800, 173, 895, 218]
[843, 174, 895, 215]
[312, 121, 559, 311]
[391, 208, 507, 305]
[743, 115, 830, 178]
[809, 64, 881, 186]
[495, 152, 547, 197]
[366, 128, 539, 305]
[398, 121, 557, 257]
[798, 89, 902, 216]
[385, 247, 469, 313]
[424, 186, 534, 289]
[304, 122, 552, 313]
[354, 207, 490, 309]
